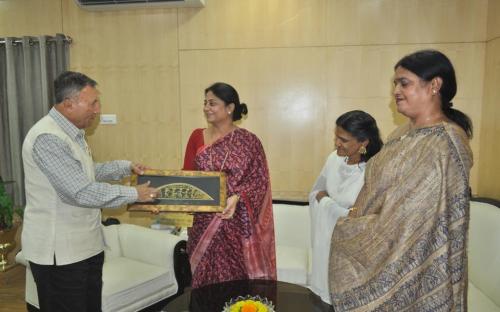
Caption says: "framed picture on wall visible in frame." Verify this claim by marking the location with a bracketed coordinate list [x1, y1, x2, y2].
[127, 170, 227, 213]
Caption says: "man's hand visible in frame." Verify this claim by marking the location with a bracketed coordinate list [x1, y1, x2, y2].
[131, 163, 150, 175]
[316, 190, 329, 202]
[135, 181, 159, 202]
[217, 194, 239, 220]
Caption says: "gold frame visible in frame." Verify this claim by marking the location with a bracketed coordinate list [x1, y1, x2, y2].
[127, 169, 227, 213]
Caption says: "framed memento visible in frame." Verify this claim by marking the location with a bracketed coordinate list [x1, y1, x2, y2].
[127, 170, 227, 213]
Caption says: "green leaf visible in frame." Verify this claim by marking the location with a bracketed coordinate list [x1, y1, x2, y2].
[0, 182, 15, 230]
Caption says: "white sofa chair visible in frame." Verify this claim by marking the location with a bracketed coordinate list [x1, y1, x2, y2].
[272, 198, 500, 311]
[16, 223, 184, 312]
[273, 201, 311, 286]
[468, 198, 500, 312]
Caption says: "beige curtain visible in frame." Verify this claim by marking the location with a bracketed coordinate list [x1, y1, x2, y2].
[0, 34, 70, 206]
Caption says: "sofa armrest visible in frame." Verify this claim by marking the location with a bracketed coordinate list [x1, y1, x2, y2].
[469, 198, 500, 308]
[15, 250, 27, 266]
[117, 224, 182, 269]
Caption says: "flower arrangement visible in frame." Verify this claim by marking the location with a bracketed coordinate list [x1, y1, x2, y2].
[222, 295, 275, 312]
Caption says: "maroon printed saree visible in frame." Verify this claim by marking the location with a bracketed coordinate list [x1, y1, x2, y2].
[185, 128, 276, 288]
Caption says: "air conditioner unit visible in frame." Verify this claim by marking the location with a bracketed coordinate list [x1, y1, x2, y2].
[73, 0, 205, 10]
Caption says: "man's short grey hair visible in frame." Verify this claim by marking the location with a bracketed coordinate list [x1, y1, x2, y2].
[54, 71, 97, 104]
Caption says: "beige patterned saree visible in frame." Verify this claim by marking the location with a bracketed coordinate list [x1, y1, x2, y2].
[329, 122, 473, 312]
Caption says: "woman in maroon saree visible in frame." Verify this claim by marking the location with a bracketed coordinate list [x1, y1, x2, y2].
[183, 82, 276, 288]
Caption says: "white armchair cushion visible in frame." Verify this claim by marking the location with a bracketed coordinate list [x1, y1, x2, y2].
[468, 281, 500, 312]
[15, 250, 28, 266]
[16, 223, 183, 312]
[273, 204, 311, 249]
[102, 257, 177, 312]
[469, 200, 500, 308]
[102, 224, 122, 260]
[276, 245, 309, 285]
[15, 251, 39, 308]
[118, 223, 181, 269]
[273, 203, 311, 286]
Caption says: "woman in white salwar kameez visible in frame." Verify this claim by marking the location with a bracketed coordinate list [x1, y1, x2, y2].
[309, 110, 382, 304]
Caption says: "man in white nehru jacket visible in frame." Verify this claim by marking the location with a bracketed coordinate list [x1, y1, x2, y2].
[21, 71, 158, 312]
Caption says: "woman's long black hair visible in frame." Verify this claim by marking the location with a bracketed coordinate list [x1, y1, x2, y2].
[395, 50, 473, 138]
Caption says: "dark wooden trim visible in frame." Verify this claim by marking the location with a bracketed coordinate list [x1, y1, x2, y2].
[272, 197, 500, 209]
[471, 197, 500, 208]
[272, 199, 308, 206]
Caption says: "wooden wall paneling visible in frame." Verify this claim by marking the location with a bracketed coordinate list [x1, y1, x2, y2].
[327, 0, 487, 45]
[478, 39, 500, 198]
[62, 0, 181, 169]
[0, 0, 62, 37]
[487, 0, 500, 40]
[327, 45, 421, 139]
[179, 47, 328, 200]
[435, 43, 485, 193]
[1, 0, 494, 218]
[326, 44, 485, 191]
[178, 0, 328, 50]
[61, 0, 181, 224]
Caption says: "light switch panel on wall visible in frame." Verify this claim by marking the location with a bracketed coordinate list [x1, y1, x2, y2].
[100, 114, 117, 125]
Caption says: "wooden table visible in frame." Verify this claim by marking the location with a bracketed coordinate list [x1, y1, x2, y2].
[164, 279, 334, 312]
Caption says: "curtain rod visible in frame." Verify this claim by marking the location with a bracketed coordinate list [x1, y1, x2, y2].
[0, 35, 73, 45]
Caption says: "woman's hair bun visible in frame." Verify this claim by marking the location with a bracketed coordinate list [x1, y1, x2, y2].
[240, 103, 248, 116]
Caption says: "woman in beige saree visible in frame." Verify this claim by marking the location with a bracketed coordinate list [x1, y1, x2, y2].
[329, 50, 473, 311]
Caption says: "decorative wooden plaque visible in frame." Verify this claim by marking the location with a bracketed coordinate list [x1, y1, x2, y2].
[127, 170, 227, 213]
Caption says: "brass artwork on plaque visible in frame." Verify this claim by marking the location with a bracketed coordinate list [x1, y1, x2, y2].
[157, 183, 214, 201]
[127, 169, 227, 213]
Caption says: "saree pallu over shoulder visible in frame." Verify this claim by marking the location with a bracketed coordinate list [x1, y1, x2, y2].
[187, 128, 276, 288]
[329, 122, 473, 312]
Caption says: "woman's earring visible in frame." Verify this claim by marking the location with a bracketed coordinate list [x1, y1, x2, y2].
[228, 111, 231, 115]
[359, 146, 367, 155]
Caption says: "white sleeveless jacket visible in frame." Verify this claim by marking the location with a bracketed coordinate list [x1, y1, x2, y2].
[22, 115, 103, 265]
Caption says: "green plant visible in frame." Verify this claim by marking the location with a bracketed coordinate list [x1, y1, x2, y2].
[0, 181, 15, 230]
